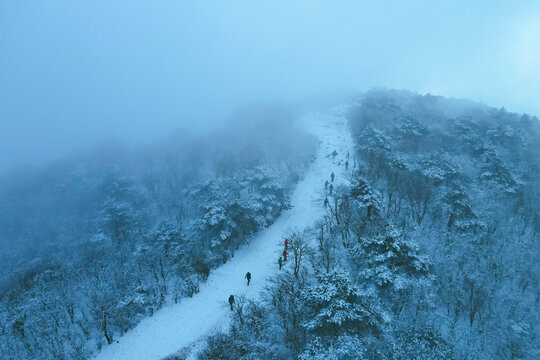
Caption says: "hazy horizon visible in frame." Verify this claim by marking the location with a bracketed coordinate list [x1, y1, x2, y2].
[2, 0, 540, 170]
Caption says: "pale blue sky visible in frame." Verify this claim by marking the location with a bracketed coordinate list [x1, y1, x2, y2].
[1, 0, 539, 169]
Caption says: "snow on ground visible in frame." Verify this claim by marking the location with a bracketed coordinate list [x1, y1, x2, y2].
[93, 106, 355, 360]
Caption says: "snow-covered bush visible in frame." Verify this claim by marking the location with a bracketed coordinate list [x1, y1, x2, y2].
[302, 268, 386, 336]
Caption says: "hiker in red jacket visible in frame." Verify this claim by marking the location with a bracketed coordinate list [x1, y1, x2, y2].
[282, 249, 288, 261]
[284, 239, 288, 250]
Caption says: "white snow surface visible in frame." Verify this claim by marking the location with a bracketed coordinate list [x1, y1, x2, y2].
[93, 107, 354, 360]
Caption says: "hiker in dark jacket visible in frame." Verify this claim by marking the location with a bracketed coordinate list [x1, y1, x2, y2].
[228, 295, 235, 311]
[324, 197, 329, 207]
[331, 172, 335, 182]
[329, 183, 333, 195]
[245, 272, 251, 286]
[345, 160, 349, 169]
[325, 180, 329, 190]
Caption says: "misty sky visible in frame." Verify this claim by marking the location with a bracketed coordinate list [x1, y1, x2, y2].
[1, 0, 540, 170]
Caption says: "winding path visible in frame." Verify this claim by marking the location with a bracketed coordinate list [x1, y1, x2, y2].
[93, 106, 354, 360]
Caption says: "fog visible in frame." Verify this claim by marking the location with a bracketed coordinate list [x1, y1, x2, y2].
[1, 0, 540, 170]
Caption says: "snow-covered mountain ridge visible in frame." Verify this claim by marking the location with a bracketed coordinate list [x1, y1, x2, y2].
[2, 90, 539, 359]
[194, 91, 539, 359]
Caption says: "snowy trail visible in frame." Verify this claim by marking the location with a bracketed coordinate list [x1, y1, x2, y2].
[94, 107, 354, 360]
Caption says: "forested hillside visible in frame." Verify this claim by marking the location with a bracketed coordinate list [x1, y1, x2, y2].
[0, 105, 317, 359]
[198, 90, 540, 359]
[2, 91, 538, 360]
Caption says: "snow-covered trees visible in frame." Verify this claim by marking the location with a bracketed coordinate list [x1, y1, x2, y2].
[350, 174, 384, 221]
[346, 89, 540, 359]
[0, 105, 316, 360]
[323, 175, 383, 243]
[192, 167, 289, 264]
[2, 89, 539, 360]
[265, 271, 308, 353]
[98, 171, 146, 244]
[393, 327, 455, 359]
[283, 230, 312, 277]
[201, 90, 539, 360]
[302, 268, 386, 336]
[352, 225, 430, 293]
[243, 166, 290, 223]
[349, 225, 431, 319]
[394, 115, 429, 153]
[192, 179, 252, 261]
[441, 188, 482, 232]
[137, 222, 186, 304]
[418, 152, 463, 187]
[299, 335, 368, 360]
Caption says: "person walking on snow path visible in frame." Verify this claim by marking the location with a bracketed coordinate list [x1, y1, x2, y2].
[282, 250, 288, 261]
[284, 239, 288, 250]
[278, 257, 283, 270]
[325, 180, 329, 190]
[347, 151, 350, 159]
[331, 172, 335, 182]
[228, 295, 235, 311]
[329, 183, 333, 195]
[245, 272, 251, 286]
[345, 160, 349, 170]
[324, 197, 329, 207]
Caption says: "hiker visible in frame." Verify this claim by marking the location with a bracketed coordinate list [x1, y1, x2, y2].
[347, 151, 350, 159]
[345, 160, 349, 169]
[283, 249, 288, 261]
[325, 180, 329, 190]
[329, 183, 333, 195]
[331, 172, 335, 182]
[245, 272, 251, 286]
[278, 257, 283, 270]
[228, 295, 235, 311]
[284, 239, 289, 250]
[331, 150, 338, 158]
[324, 197, 329, 207]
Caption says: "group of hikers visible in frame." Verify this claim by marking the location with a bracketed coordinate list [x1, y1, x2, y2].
[228, 271, 251, 310]
[229, 151, 352, 311]
[228, 237, 291, 311]
[278, 238, 290, 270]
[323, 151, 350, 208]
[324, 171, 335, 207]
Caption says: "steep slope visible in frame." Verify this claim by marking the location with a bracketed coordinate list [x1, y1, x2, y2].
[93, 107, 355, 360]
